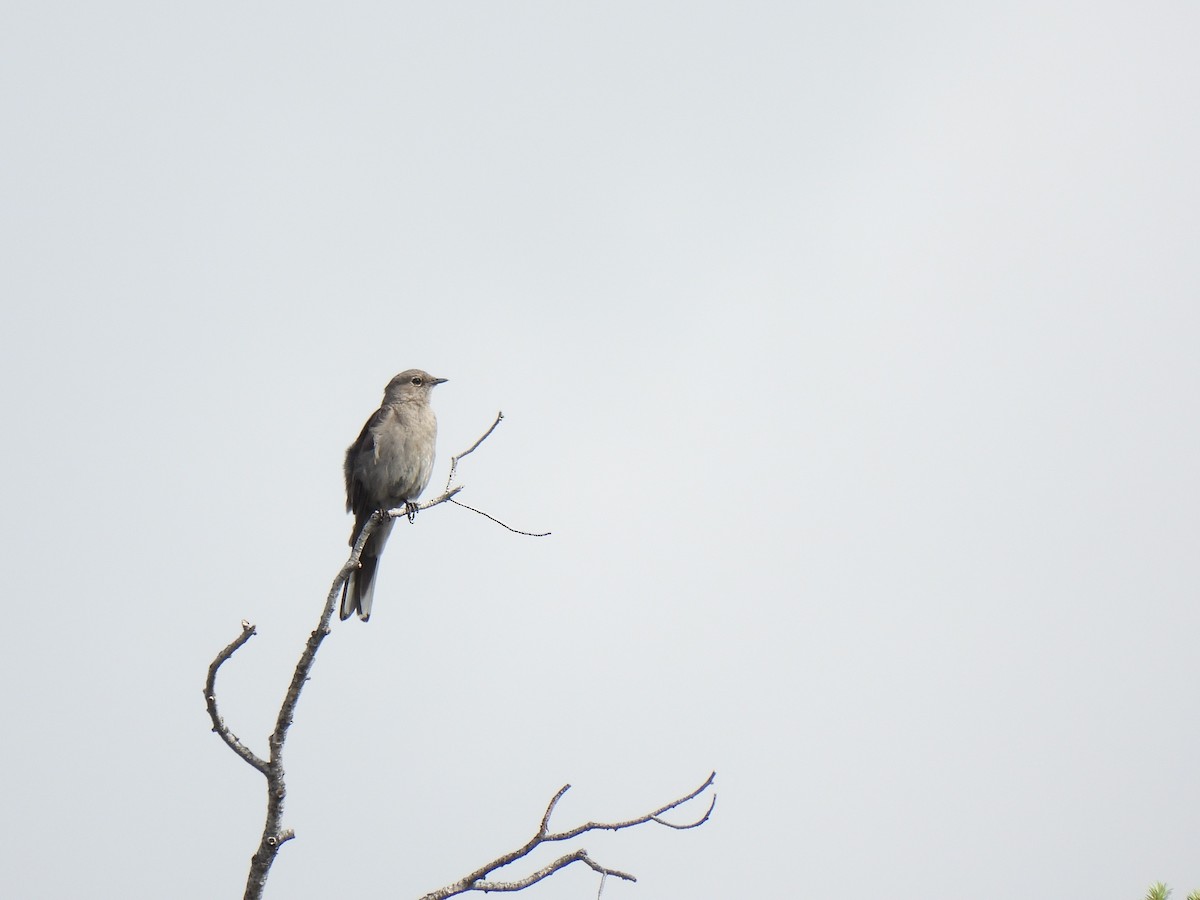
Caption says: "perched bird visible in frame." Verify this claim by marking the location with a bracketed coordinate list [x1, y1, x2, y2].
[341, 369, 447, 621]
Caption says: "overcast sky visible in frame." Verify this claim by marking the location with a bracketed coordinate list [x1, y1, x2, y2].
[3, 2, 1198, 898]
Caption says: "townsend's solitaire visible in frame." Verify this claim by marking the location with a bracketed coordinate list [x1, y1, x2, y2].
[341, 369, 447, 621]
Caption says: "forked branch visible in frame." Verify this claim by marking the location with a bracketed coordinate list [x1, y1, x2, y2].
[418, 772, 717, 900]
[442, 411, 550, 537]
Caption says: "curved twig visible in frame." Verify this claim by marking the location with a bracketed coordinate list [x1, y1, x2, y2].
[204, 621, 267, 774]
[547, 773, 717, 840]
[447, 498, 551, 537]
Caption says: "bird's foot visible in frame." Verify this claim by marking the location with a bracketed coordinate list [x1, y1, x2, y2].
[405, 501, 419, 524]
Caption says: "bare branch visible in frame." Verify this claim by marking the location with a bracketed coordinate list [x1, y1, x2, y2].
[468, 850, 636, 894]
[418, 773, 717, 900]
[444, 411, 504, 491]
[547, 772, 718, 841]
[651, 793, 717, 829]
[383, 484, 465, 522]
[204, 621, 268, 774]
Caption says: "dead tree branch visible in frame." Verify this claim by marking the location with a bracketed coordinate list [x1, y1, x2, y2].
[418, 772, 717, 900]
[204, 415, 507, 900]
[204, 621, 266, 774]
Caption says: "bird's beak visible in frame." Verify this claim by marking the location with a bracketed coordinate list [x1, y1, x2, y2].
[431, 377, 449, 385]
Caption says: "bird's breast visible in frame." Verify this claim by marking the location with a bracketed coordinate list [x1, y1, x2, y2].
[358, 407, 437, 506]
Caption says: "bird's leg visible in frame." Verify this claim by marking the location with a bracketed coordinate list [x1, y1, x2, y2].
[405, 501, 419, 524]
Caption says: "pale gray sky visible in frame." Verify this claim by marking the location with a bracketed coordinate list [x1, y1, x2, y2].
[2, 3, 1198, 898]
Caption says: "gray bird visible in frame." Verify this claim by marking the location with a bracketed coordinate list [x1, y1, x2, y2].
[341, 369, 447, 621]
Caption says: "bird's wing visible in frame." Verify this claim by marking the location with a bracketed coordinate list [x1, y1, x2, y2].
[344, 407, 386, 517]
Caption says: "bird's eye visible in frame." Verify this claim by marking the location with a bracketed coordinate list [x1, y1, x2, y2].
[411, 376, 423, 385]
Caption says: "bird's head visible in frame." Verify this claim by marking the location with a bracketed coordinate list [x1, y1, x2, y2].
[383, 369, 448, 404]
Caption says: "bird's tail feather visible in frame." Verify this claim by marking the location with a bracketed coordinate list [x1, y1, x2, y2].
[356, 554, 378, 621]
[340, 555, 380, 621]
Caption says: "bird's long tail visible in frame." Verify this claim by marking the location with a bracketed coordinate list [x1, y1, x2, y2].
[340, 552, 380, 622]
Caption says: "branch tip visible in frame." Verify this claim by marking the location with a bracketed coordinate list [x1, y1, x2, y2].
[540, 784, 572, 832]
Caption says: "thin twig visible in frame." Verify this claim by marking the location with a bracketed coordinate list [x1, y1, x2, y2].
[448, 498, 551, 537]
[418, 772, 717, 900]
[445, 411, 504, 492]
